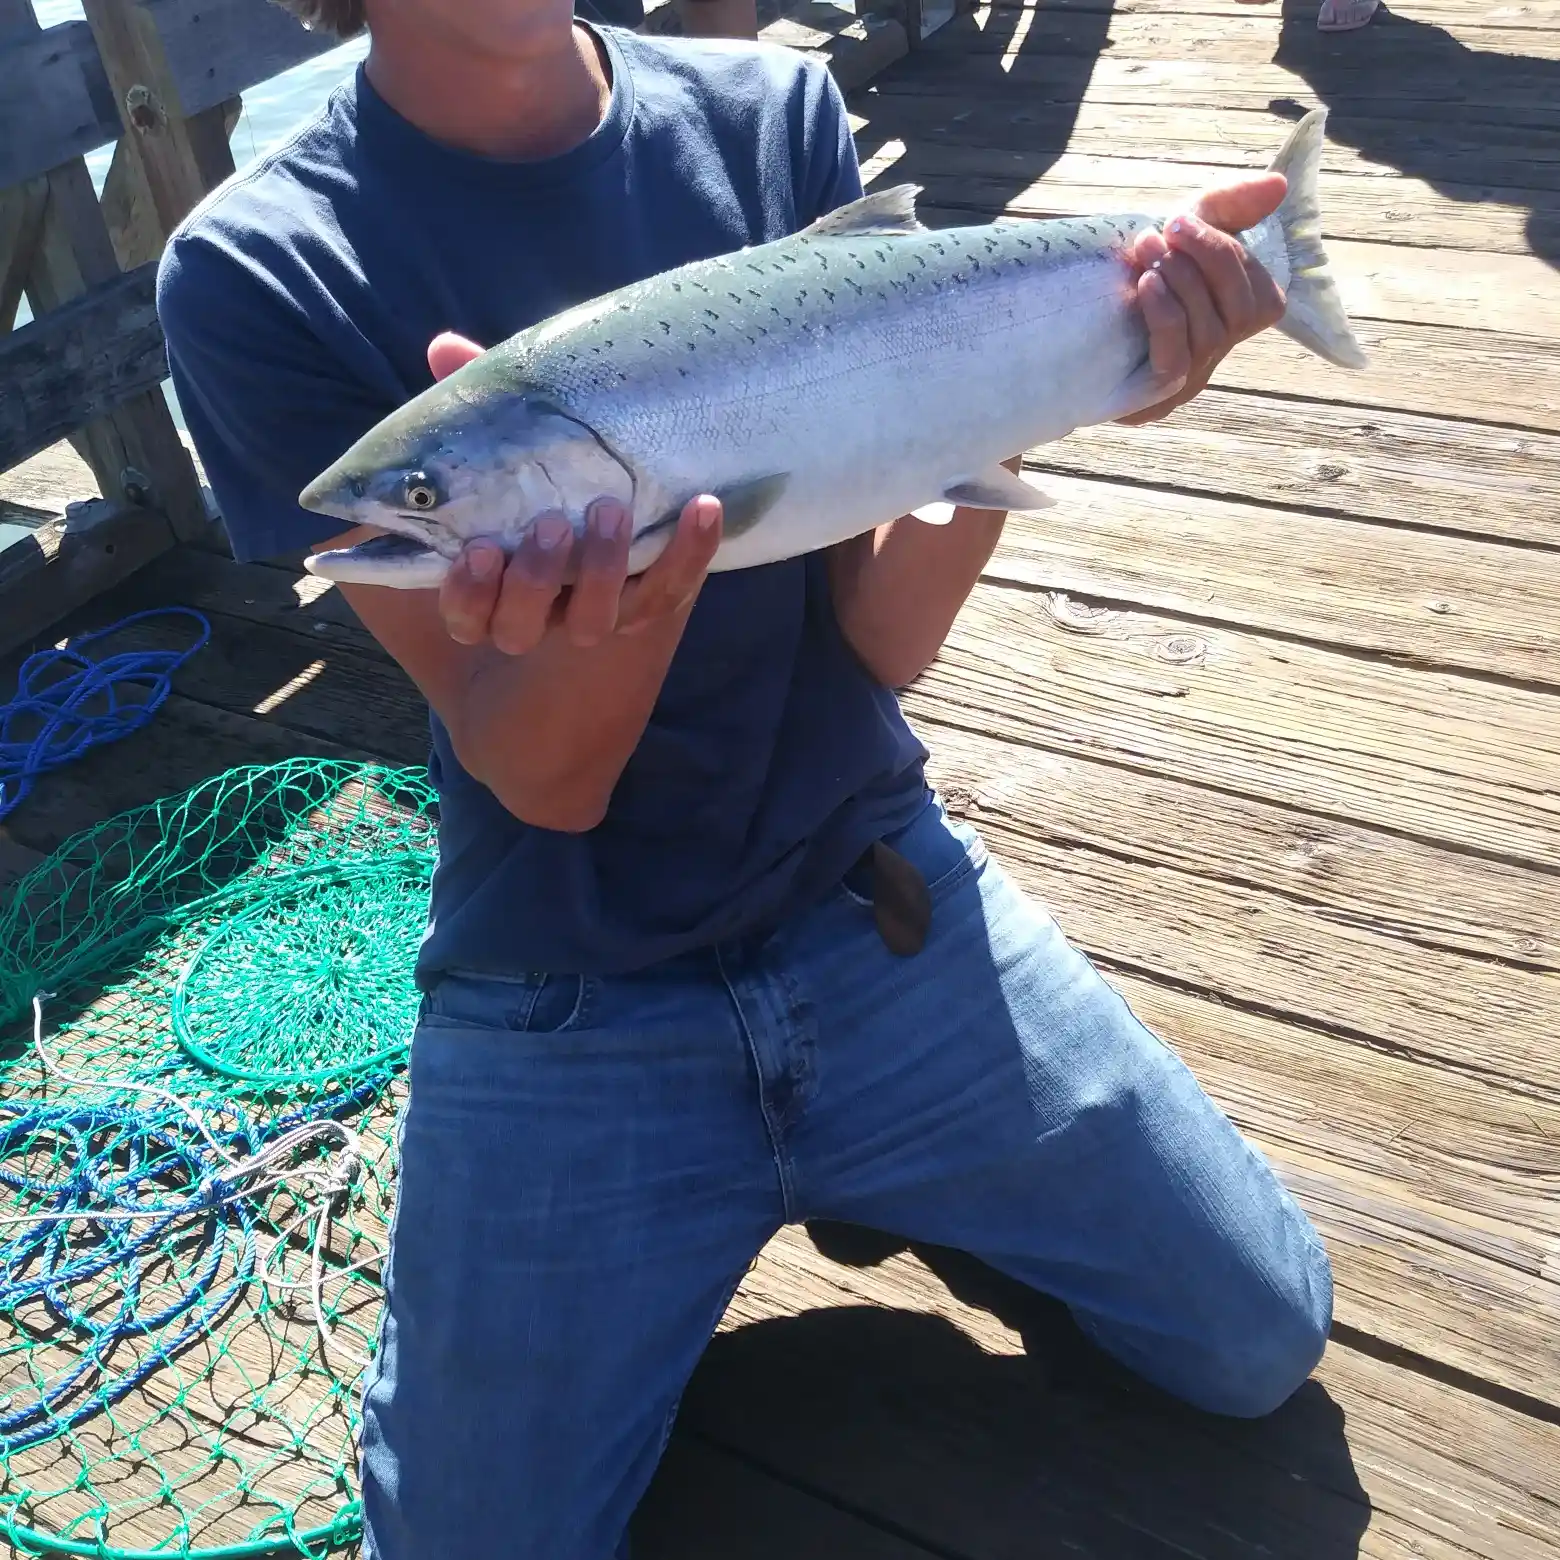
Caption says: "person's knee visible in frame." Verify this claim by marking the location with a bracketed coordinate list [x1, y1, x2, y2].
[1199, 1233, 1334, 1419]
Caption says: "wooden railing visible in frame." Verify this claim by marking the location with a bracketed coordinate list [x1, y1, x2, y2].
[0, 0, 339, 657]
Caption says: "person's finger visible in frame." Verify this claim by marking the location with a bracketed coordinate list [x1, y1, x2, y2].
[427, 332, 484, 382]
[1127, 225, 1170, 275]
[1163, 213, 1259, 339]
[564, 498, 632, 647]
[1242, 250, 1288, 331]
[618, 496, 723, 635]
[438, 541, 505, 645]
[1151, 246, 1228, 368]
[488, 514, 574, 656]
[1138, 265, 1191, 390]
[1188, 172, 1287, 235]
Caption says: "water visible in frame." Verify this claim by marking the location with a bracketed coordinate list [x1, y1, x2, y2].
[21, 2, 367, 441]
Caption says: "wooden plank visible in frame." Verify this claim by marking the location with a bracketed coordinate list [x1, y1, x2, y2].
[0, 262, 163, 473]
[688, 1225, 1560, 1560]
[0, 690, 368, 859]
[917, 583, 1560, 869]
[81, 0, 236, 245]
[984, 475, 1560, 686]
[101, 96, 240, 271]
[916, 723, 1560, 1100]
[854, 94, 1560, 194]
[0, 0, 336, 190]
[1096, 969, 1560, 1391]
[636, 1438, 940, 1558]
[1010, 396, 1560, 554]
[0, 175, 47, 333]
[77, 0, 234, 543]
[981, 0, 1560, 26]
[912, 707, 1560, 973]
[67, 605, 434, 767]
[1216, 318, 1560, 433]
[0, 499, 175, 661]
[886, 40, 1560, 131]
[860, 139, 1557, 258]
[0, 832, 46, 893]
[924, 5, 1560, 62]
[0, 440, 100, 514]
[14, 100, 207, 547]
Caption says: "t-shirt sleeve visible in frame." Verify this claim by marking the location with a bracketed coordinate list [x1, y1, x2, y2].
[156, 232, 398, 564]
[793, 59, 866, 225]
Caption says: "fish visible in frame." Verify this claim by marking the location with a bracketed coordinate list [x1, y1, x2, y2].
[299, 107, 1365, 591]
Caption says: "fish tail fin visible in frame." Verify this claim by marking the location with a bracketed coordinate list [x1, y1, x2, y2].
[1264, 108, 1369, 371]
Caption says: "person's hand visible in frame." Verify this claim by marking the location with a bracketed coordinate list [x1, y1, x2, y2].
[1119, 173, 1289, 425]
[423, 332, 723, 655]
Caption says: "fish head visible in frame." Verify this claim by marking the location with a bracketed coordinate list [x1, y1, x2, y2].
[298, 374, 634, 589]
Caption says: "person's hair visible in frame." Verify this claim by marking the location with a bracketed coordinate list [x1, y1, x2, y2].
[271, 0, 367, 39]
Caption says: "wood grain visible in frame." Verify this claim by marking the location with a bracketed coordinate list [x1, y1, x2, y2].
[0, 500, 175, 661]
[910, 713, 1560, 970]
[1012, 394, 1560, 550]
[0, 262, 164, 473]
[986, 473, 1560, 683]
[919, 582, 1560, 868]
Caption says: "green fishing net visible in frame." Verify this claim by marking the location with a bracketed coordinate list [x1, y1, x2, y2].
[0, 758, 438, 1557]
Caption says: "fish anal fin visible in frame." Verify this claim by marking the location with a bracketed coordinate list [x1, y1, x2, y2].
[803, 185, 925, 239]
[941, 465, 1055, 512]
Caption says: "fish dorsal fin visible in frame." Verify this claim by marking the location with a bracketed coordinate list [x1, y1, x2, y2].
[803, 185, 925, 239]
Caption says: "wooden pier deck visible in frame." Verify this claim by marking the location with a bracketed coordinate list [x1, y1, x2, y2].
[3, 0, 1559, 1554]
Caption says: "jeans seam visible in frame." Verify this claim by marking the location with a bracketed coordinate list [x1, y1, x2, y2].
[714, 943, 797, 1222]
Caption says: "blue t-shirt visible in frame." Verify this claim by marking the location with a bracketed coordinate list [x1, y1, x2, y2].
[156, 23, 931, 979]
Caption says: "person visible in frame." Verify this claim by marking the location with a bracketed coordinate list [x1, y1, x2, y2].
[154, 1, 1334, 1555]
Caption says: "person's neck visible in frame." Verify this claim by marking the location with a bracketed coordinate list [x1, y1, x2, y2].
[363, 15, 612, 162]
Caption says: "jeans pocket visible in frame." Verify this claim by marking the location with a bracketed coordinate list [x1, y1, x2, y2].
[839, 796, 986, 914]
[422, 969, 595, 1035]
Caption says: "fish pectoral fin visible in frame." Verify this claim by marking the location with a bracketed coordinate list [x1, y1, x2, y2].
[910, 501, 958, 526]
[940, 466, 1055, 512]
[713, 472, 790, 539]
[803, 185, 925, 239]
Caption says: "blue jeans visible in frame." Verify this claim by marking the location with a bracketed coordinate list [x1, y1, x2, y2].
[358, 795, 1332, 1560]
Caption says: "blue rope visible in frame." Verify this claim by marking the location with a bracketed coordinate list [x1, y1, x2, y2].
[0, 1102, 255, 1452]
[0, 608, 211, 824]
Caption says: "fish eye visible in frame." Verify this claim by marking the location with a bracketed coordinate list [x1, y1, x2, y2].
[402, 473, 441, 511]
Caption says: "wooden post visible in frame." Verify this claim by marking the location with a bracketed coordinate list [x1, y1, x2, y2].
[80, 0, 238, 240]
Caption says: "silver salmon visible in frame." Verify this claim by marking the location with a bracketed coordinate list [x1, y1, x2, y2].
[300, 108, 1364, 590]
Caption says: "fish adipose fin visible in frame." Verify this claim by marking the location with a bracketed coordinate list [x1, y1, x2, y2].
[1263, 108, 1369, 371]
[804, 185, 926, 238]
